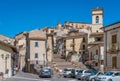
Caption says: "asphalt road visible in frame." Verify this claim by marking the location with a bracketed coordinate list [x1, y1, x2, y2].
[2, 71, 78, 81]
[3, 77, 77, 81]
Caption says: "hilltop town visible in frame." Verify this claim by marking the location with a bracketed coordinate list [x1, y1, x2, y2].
[0, 8, 120, 81]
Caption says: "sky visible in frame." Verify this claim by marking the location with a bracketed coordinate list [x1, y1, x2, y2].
[0, 0, 120, 38]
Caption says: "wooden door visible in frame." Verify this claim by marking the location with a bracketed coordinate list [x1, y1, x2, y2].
[112, 56, 117, 69]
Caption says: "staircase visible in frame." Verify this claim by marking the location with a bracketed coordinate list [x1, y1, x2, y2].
[46, 54, 87, 77]
[51, 54, 86, 70]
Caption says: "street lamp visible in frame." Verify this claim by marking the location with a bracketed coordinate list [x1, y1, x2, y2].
[1, 54, 9, 74]
[43, 53, 45, 67]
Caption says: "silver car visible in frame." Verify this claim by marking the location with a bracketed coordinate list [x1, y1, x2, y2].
[71, 69, 82, 78]
[83, 71, 104, 81]
[63, 68, 74, 78]
[76, 69, 93, 80]
[95, 71, 120, 81]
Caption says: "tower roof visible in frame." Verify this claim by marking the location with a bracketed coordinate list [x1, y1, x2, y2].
[92, 8, 104, 11]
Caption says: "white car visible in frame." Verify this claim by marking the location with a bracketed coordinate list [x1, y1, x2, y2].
[95, 71, 120, 81]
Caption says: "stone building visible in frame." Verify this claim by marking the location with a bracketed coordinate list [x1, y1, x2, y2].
[14, 32, 27, 71]
[88, 32, 104, 70]
[26, 29, 47, 72]
[14, 29, 47, 73]
[102, 21, 120, 71]
[0, 40, 17, 78]
[56, 30, 88, 62]
[0, 34, 14, 45]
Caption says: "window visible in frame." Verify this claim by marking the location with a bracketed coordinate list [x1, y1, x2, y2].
[95, 37, 102, 42]
[95, 63, 98, 66]
[83, 45, 85, 50]
[35, 53, 38, 58]
[96, 16, 99, 24]
[114, 73, 120, 76]
[112, 34, 117, 44]
[101, 60, 104, 65]
[35, 42, 39, 47]
[83, 37, 86, 42]
[96, 50, 98, 55]
[82, 25, 84, 28]
[83, 51, 85, 54]
[51, 30, 54, 33]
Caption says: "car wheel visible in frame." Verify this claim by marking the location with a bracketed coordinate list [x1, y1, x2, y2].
[78, 78, 80, 80]
[91, 78, 96, 81]
[64, 76, 66, 78]
[108, 79, 112, 81]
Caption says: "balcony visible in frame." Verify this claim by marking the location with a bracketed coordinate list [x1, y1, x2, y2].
[107, 44, 120, 54]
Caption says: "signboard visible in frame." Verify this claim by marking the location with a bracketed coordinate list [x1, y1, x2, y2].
[94, 55, 98, 60]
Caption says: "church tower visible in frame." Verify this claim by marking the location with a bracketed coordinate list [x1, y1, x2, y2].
[57, 22, 62, 29]
[92, 8, 104, 32]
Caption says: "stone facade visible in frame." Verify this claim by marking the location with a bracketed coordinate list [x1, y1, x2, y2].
[0, 41, 17, 78]
[27, 29, 46, 72]
[62, 31, 88, 62]
[0, 34, 14, 45]
[14, 32, 27, 70]
[88, 32, 104, 70]
[102, 22, 120, 71]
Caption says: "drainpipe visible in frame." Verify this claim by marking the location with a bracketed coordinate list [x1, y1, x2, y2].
[104, 29, 107, 71]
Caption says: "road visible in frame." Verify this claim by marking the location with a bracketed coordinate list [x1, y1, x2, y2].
[2, 71, 77, 81]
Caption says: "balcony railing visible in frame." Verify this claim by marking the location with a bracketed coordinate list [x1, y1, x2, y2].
[107, 44, 120, 54]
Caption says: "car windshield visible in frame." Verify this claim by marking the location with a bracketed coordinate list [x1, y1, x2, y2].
[91, 71, 98, 75]
[78, 70, 84, 73]
[64, 69, 72, 71]
[75, 69, 80, 72]
[104, 72, 114, 76]
[42, 69, 49, 71]
[85, 70, 92, 73]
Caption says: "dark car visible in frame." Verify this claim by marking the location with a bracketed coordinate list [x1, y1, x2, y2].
[39, 68, 52, 78]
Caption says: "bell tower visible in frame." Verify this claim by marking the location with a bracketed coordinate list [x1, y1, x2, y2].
[92, 8, 104, 32]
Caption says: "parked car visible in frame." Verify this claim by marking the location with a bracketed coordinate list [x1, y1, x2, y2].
[44, 67, 53, 75]
[71, 69, 82, 78]
[75, 69, 84, 78]
[39, 67, 53, 78]
[95, 71, 120, 81]
[83, 71, 104, 81]
[63, 68, 75, 78]
[76, 69, 93, 80]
